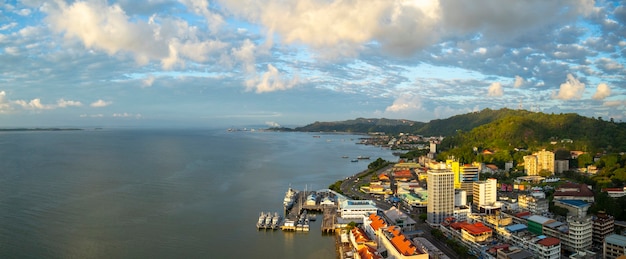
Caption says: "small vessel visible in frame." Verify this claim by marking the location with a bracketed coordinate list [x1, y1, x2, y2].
[357, 156, 370, 159]
[308, 214, 316, 221]
[351, 159, 358, 162]
[341, 155, 349, 158]
[257, 212, 266, 229]
[271, 212, 282, 230]
[263, 212, 272, 229]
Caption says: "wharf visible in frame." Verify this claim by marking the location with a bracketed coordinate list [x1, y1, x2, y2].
[280, 190, 338, 233]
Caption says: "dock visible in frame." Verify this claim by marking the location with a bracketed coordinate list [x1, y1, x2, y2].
[277, 189, 339, 233]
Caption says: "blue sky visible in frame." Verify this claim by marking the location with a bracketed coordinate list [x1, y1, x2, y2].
[0, 0, 625, 128]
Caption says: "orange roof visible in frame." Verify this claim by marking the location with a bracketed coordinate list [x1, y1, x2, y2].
[390, 234, 417, 256]
[537, 237, 560, 247]
[378, 173, 390, 180]
[352, 227, 371, 243]
[393, 169, 412, 178]
[357, 244, 382, 259]
[368, 214, 386, 231]
[515, 211, 531, 218]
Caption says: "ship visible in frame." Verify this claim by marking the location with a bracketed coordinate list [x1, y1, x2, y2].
[257, 212, 267, 229]
[283, 187, 296, 209]
[357, 156, 370, 159]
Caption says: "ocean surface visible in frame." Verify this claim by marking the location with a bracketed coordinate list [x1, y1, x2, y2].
[0, 129, 396, 258]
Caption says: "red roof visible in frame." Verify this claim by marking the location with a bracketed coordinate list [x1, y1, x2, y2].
[537, 237, 560, 247]
[393, 169, 412, 178]
[515, 211, 531, 218]
[602, 188, 624, 192]
[462, 222, 492, 235]
[554, 183, 594, 198]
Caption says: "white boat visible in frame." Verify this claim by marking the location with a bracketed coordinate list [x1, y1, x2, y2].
[270, 212, 282, 229]
[263, 212, 272, 229]
[283, 188, 296, 209]
[256, 212, 266, 229]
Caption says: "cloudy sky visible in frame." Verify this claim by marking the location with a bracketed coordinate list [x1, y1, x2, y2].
[1, 0, 625, 128]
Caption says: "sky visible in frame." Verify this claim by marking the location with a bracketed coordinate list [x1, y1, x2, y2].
[0, 0, 625, 128]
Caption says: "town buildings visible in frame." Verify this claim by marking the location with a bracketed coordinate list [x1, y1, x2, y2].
[473, 178, 499, 213]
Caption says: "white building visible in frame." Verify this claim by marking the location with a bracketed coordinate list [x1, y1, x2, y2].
[518, 194, 549, 215]
[340, 200, 379, 220]
[473, 178, 499, 213]
[426, 165, 454, 226]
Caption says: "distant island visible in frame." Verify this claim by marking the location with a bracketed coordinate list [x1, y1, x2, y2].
[0, 128, 83, 131]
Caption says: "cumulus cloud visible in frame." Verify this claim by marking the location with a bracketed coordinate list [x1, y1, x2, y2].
[44, 1, 227, 69]
[487, 82, 504, 97]
[91, 99, 112, 107]
[251, 64, 298, 93]
[592, 83, 611, 100]
[0, 91, 11, 112]
[14, 98, 54, 110]
[219, 0, 593, 57]
[265, 121, 281, 127]
[553, 74, 585, 100]
[385, 94, 422, 112]
[603, 100, 624, 107]
[514, 75, 525, 88]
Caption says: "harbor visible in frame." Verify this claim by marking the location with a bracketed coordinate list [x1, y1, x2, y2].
[257, 187, 341, 233]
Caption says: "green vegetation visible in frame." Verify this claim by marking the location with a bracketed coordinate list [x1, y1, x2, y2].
[328, 180, 343, 194]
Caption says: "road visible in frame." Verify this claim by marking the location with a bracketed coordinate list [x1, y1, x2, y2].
[339, 165, 461, 259]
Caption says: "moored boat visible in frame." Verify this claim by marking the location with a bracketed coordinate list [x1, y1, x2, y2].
[256, 212, 266, 229]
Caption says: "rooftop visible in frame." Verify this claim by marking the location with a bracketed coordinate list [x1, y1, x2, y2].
[537, 237, 560, 247]
[605, 234, 626, 247]
[556, 199, 590, 208]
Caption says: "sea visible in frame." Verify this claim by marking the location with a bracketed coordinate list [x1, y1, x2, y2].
[0, 128, 396, 258]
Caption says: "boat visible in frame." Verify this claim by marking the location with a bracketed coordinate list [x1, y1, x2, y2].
[351, 159, 358, 162]
[270, 212, 282, 230]
[257, 212, 266, 229]
[341, 155, 349, 158]
[263, 211, 273, 229]
[283, 188, 296, 209]
[357, 156, 370, 159]
[308, 214, 316, 221]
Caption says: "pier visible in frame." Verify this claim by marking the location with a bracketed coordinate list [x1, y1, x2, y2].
[277, 189, 339, 233]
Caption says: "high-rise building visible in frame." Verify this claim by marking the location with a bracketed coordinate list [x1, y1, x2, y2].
[525, 149, 555, 176]
[537, 149, 555, 174]
[473, 178, 498, 213]
[427, 164, 454, 226]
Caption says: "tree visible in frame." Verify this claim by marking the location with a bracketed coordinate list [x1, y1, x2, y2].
[577, 153, 593, 168]
[538, 169, 552, 177]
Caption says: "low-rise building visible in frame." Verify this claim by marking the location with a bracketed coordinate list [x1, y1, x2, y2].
[553, 183, 594, 202]
[604, 234, 626, 259]
[518, 194, 549, 215]
[340, 200, 379, 221]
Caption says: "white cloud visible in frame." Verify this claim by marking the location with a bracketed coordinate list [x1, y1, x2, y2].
[251, 64, 298, 93]
[113, 112, 142, 118]
[385, 94, 422, 112]
[44, 1, 226, 69]
[0, 91, 11, 112]
[487, 82, 503, 97]
[14, 98, 54, 110]
[514, 75, 525, 88]
[218, 0, 593, 57]
[91, 99, 112, 108]
[553, 74, 585, 100]
[57, 99, 82, 107]
[592, 83, 611, 100]
[265, 121, 281, 127]
[142, 75, 155, 88]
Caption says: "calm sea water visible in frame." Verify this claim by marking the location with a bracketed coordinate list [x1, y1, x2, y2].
[0, 129, 395, 258]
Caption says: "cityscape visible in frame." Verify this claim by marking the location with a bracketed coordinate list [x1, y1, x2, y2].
[269, 132, 626, 259]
